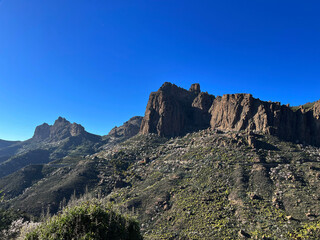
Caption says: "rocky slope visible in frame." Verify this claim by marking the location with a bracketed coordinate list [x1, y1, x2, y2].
[104, 116, 143, 147]
[0, 140, 22, 163]
[0, 116, 144, 215]
[0, 140, 20, 149]
[140, 83, 320, 146]
[4, 128, 320, 239]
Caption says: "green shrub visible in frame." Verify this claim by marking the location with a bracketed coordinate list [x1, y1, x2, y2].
[24, 200, 142, 240]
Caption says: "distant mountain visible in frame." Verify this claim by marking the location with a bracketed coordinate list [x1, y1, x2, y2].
[0, 140, 20, 149]
[0, 117, 103, 178]
[0, 116, 144, 214]
[0, 140, 22, 163]
[102, 116, 143, 149]
[32, 117, 92, 142]
[108, 116, 143, 139]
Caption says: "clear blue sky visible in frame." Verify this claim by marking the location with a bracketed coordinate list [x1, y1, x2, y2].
[0, 0, 319, 140]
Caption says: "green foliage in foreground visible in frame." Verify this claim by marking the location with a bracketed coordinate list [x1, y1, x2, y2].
[24, 200, 143, 240]
[288, 221, 320, 239]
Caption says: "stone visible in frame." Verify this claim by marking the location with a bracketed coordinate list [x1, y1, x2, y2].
[144, 157, 150, 164]
[238, 229, 251, 238]
[286, 215, 293, 220]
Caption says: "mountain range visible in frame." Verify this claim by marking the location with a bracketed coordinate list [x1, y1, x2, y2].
[1, 82, 320, 239]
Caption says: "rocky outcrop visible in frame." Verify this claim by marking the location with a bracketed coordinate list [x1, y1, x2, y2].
[32, 117, 87, 142]
[140, 82, 320, 146]
[108, 116, 143, 139]
[33, 123, 51, 141]
[209, 94, 274, 134]
[313, 100, 320, 119]
[140, 82, 214, 137]
[189, 83, 201, 94]
[209, 94, 320, 145]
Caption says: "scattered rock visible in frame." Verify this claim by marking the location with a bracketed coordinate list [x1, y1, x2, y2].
[238, 229, 251, 238]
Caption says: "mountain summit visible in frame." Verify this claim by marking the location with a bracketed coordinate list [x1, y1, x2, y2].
[32, 117, 86, 142]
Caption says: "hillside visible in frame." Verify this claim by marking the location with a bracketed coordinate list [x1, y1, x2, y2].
[0, 83, 320, 239]
[0, 117, 103, 178]
[0, 116, 143, 216]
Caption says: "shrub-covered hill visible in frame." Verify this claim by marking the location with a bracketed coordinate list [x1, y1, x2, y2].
[95, 130, 320, 239]
[2, 129, 320, 239]
[22, 199, 142, 240]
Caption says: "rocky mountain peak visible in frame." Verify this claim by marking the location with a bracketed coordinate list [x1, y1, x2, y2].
[189, 83, 201, 94]
[54, 116, 70, 125]
[32, 117, 86, 142]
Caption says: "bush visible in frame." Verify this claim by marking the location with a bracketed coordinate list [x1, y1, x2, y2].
[23, 199, 142, 240]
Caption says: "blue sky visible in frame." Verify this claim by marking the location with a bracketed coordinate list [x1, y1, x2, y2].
[0, 0, 319, 140]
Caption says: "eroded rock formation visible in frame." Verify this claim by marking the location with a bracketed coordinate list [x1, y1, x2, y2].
[32, 117, 87, 142]
[140, 82, 320, 146]
[140, 82, 214, 137]
[209, 94, 320, 145]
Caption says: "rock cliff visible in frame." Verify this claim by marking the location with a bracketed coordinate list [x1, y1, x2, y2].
[313, 100, 320, 119]
[140, 82, 214, 137]
[140, 82, 320, 146]
[209, 94, 320, 145]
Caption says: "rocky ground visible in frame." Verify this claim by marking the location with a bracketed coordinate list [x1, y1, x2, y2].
[92, 130, 320, 239]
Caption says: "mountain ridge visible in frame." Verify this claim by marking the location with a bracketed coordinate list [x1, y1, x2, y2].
[140, 82, 320, 146]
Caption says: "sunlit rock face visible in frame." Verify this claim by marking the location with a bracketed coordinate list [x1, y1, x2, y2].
[140, 82, 214, 137]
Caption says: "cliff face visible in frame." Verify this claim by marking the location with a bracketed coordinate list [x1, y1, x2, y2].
[140, 82, 320, 146]
[140, 82, 214, 137]
[209, 94, 320, 145]
[313, 100, 320, 119]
